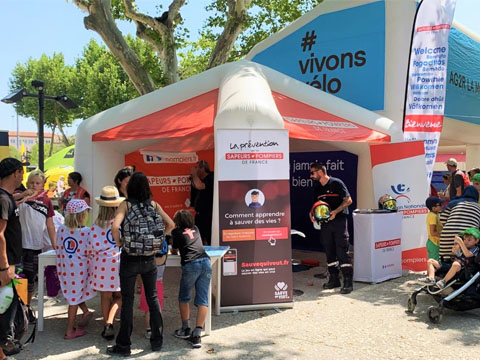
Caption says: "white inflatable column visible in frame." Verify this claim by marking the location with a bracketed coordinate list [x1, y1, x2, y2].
[466, 145, 480, 172]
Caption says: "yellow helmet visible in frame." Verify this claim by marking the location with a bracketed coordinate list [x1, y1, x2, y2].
[311, 200, 331, 221]
[378, 194, 397, 211]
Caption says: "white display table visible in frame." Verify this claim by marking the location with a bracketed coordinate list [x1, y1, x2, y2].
[353, 212, 403, 283]
[37, 246, 229, 334]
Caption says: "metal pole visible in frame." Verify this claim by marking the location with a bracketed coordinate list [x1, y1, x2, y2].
[38, 86, 45, 172]
[16, 113, 19, 151]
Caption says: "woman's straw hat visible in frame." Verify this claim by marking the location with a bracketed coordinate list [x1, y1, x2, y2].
[95, 186, 125, 207]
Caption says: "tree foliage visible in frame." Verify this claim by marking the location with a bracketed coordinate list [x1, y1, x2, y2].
[72, 0, 323, 93]
[9, 54, 79, 146]
[28, 143, 67, 167]
[8, 145, 22, 160]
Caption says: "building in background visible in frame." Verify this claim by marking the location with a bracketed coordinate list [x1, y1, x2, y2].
[8, 131, 63, 151]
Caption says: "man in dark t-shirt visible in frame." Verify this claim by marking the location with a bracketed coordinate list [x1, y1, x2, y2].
[446, 158, 465, 200]
[310, 162, 353, 294]
[190, 160, 214, 245]
[0, 158, 26, 358]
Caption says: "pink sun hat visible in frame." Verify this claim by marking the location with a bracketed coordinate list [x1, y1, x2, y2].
[65, 199, 91, 214]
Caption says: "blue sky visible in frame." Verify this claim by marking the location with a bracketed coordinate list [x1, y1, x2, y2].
[1, 0, 479, 136]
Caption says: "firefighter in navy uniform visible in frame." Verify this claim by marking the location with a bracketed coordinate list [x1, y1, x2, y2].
[309, 162, 354, 294]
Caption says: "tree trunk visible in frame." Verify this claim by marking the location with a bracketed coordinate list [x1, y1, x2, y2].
[207, 0, 251, 69]
[78, 0, 156, 95]
[48, 124, 56, 157]
[55, 115, 71, 147]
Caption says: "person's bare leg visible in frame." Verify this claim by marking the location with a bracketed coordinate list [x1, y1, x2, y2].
[66, 305, 78, 336]
[427, 259, 440, 279]
[0, 348, 6, 360]
[136, 274, 143, 294]
[107, 292, 121, 325]
[179, 301, 190, 321]
[195, 305, 207, 329]
[100, 292, 112, 323]
[144, 311, 150, 329]
[79, 301, 90, 315]
[443, 261, 461, 283]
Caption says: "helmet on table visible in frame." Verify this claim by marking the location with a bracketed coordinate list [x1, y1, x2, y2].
[311, 200, 331, 222]
[378, 194, 397, 211]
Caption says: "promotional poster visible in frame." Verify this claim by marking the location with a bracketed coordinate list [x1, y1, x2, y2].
[370, 141, 429, 271]
[250, 1, 385, 111]
[403, 0, 457, 182]
[217, 129, 292, 307]
[125, 149, 214, 219]
[289, 151, 358, 251]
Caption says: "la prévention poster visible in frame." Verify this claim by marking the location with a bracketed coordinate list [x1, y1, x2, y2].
[216, 129, 292, 307]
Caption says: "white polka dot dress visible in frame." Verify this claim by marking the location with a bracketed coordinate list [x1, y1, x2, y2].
[56, 225, 96, 305]
[87, 221, 121, 292]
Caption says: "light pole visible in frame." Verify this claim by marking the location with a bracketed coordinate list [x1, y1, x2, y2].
[1, 80, 78, 172]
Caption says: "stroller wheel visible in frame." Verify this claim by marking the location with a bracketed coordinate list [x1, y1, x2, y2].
[406, 296, 416, 313]
[427, 306, 443, 324]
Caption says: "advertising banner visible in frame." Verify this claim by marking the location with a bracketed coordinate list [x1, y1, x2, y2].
[445, 28, 480, 125]
[0, 131, 8, 160]
[125, 149, 214, 218]
[370, 142, 429, 271]
[217, 129, 292, 307]
[250, 1, 385, 111]
[403, 0, 457, 182]
[289, 152, 358, 251]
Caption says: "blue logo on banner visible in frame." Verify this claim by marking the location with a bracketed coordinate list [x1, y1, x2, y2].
[290, 151, 358, 251]
[251, 1, 385, 110]
[63, 236, 79, 258]
[106, 229, 116, 245]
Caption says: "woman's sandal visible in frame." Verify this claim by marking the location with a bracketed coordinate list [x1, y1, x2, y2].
[78, 312, 94, 328]
[64, 328, 87, 340]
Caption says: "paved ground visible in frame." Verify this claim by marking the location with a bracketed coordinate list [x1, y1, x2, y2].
[10, 250, 480, 360]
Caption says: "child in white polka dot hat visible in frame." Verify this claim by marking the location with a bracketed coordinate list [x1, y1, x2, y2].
[87, 186, 124, 340]
[56, 199, 96, 340]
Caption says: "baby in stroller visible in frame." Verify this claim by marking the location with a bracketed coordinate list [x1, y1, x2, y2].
[417, 227, 480, 289]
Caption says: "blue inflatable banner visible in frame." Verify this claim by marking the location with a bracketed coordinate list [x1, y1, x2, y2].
[250, 1, 385, 111]
[290, 151, 358, 251]
[445, 28, 480, 125]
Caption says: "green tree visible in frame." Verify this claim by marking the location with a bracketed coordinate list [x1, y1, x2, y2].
[71, 0, 322, 93]
[8, 145, 22, 160]
[29, 143, 67, 168]
[9, 54, 79, 146]
[74, 37, 166, 119]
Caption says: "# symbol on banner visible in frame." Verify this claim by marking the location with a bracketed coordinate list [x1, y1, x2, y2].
[268, 237, 276, 246]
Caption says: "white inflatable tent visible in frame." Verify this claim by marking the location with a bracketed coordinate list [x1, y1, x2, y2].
[75, 60, 403, 242]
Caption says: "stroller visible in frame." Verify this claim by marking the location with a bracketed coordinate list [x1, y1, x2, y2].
[406, 257, 480, 324]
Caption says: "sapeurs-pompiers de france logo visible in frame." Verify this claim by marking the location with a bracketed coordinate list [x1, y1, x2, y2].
[274, 281, 289, 300]
[391, 183, 411, 203]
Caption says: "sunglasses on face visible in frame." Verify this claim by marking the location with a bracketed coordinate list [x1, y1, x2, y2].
[310, 169, 318, 175]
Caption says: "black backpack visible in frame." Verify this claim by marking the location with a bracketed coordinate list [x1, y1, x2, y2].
[0, 284, 35, 355]
[122, 200, 166, 256]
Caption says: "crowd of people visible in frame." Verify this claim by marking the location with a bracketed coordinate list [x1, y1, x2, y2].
[419, 158, 480, 289]
[0, 158, 214, 359]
